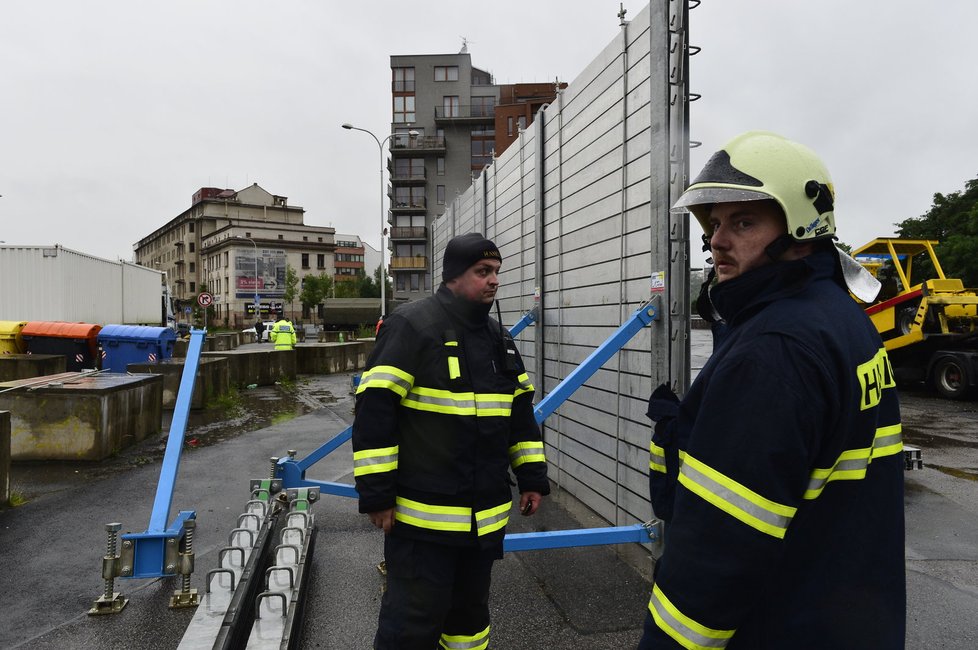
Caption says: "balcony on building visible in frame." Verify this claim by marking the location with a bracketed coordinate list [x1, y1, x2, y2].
[388, 192, 426, 212]
[390, 255, 428, 270]
[390, 135, 446, 155]
[434, 105, 495, 125]
[389, 164, 427, 185]
[389, 225, 428, 241]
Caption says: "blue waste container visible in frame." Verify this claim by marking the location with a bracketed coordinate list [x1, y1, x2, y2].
[98, 325, 176, 373]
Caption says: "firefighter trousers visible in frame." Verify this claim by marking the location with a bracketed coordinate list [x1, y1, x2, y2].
[374, 534, 500, 650]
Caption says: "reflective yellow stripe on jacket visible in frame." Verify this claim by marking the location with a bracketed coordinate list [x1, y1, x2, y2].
[649, 583, 734, 649]
[514, 372, 534, 397]
[678, 453, 797, 539]
[353, 445, 398, 477]
[402, 386, 514, 417]
[440, 624, 490, 650]
[394, 497, 511, 536]
[509, 441, 545, 468]
[357, 365, 414, 398]
[804, 423, 903, 499]
[649, 441, 667, 474]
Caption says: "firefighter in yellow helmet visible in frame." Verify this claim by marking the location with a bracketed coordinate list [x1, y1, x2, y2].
[269, 318, 296, 350]
[640, 132, 904, 649]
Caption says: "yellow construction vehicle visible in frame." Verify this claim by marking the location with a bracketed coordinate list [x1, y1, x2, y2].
[852, 238, 978, 399]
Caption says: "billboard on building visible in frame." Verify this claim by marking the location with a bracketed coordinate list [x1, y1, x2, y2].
[234, 248, 286, 299]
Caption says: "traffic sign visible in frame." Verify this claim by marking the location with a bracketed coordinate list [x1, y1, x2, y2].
[197, 292, 214, 307]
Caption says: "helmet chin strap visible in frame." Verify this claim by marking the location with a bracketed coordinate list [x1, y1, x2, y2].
[764, 234, 796, 262]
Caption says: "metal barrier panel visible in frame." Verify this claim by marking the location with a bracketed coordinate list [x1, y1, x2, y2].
[429, 1, 687, 533]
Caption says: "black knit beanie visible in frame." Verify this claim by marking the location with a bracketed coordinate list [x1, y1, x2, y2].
[442, 232, 502, 282]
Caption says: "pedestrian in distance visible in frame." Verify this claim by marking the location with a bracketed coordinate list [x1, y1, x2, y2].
[353, 232, 550, 650]
[269, 317, 296, 350]
[640, 131, 904, 649]
[254, 319, 265, 343]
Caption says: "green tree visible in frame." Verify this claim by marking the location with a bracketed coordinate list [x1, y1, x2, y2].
[895, 177, 978, 286]
[284, 265, 299, 317]
[299, 272, 333, 320]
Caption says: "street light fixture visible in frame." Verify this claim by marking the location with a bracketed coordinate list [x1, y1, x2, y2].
[341, 123, 419, 320]
[234, 236, 260, 318]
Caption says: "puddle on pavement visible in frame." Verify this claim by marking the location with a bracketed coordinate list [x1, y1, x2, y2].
[929, 465, 978, 481]
[902, 426, 978, 450]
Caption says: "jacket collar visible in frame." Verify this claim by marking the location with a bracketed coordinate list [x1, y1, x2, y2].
[436, 284, 492, 330]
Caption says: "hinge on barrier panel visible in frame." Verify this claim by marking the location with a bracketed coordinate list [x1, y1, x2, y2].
[287, 486, 321, 512]
[250, 478, 283, 501]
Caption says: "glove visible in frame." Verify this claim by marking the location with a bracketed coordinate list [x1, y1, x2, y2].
[646, 382, 679, 422]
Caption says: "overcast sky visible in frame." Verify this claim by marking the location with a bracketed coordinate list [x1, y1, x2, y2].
[2, 1, 975, 265]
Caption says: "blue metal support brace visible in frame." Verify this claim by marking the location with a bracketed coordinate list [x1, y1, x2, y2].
[508, 307, 538, 338]
[504, 520, 662, 552]
[121, 328, 205, 578]
[534, 297, 659, 424]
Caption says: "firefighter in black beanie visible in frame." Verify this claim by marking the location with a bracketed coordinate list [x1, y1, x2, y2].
[353, 232, 550, 649]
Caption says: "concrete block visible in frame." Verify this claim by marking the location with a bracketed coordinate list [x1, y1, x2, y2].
[0, 373, 163, 461]
[296, 343, 369, 375]
[202, 349, 296, 387]
[0, 354, 67, 382]
[127, 356, 230, 409]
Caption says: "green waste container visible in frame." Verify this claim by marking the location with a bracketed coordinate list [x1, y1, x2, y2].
[0, 321, 28, 354]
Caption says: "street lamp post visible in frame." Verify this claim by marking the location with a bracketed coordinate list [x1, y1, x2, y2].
[341, 124, 419, 321]
[234, 236, 260, 319]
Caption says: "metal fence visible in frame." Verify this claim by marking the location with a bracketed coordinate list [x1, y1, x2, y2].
[430, 0, 693, 530]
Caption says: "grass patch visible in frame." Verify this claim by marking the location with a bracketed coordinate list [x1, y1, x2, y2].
[8, 491, 27, 507]
[208, 387, 244, 417]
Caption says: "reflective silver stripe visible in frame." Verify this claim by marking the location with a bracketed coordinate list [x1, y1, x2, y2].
[406, 389, 477, 410]
[805, 423, 903, 499]
[439, 624, 490, 650]
[358, 369, 413, 396]
[679, 455, 794, 538]
[650, 441, 666, 473]
[394, 497, 472, 532]
[475, 502, 510, 536]
[474, 397, 511, 410]
[353, 447, 398, 476]
[649, 584, 733, 648]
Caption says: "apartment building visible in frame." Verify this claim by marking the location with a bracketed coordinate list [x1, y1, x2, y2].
[387, 52, 561, 303]
[133, 183, 335, 327]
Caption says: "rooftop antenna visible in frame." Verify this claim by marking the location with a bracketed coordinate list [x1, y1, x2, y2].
[459, 36, 474, 54]
[618, 3, 628, 26]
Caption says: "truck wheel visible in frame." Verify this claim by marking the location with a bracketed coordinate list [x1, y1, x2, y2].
[897, 306, 917, 336]
[932, 356, 972, 400]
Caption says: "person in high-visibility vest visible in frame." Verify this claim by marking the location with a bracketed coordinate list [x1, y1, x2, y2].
[639, 132, 904, 649]
[269, 318, 296, 350]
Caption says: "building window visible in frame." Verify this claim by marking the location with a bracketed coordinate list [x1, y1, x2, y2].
[507, 117, 514, 137]
[224, 252, 229, 266]
[437, 185, 446, 205]
[393, 95, 416, 123]
[472, 96, 495, 117]
[471, 128, 494, 168]
[278, 235, 284, 240]
[394, 187, 425, 208]
[317, 254, 325, 269]
[392, 66, 415, 92]
[318, 237, 323, 242]
[245, 232, 251, 237]
[189, 242, 195, 252]
[437, 157, 445, 176]
[394, 158, 424, 179]
[410, 273, 421, 291]
[190, 282, 196, 292]
[442, 96, 459, 118]
[302, 253, 310, 269]
[518, 116, 527, 131]
[189, 262, 195, 273]
[303, 236, 308, 242]
[434, 66, 458, 82]
[396, 274, 406, 291]
[189, 222, 195, 233]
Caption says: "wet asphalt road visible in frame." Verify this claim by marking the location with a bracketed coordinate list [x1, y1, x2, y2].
[1, 333, 977, 648]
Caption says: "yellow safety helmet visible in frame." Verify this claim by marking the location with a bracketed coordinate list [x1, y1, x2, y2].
[672, 131, 836, 243]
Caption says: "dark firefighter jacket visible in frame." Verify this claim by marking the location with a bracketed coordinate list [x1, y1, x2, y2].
[645, 250, 905, 649]
[352, 286, 550, 550]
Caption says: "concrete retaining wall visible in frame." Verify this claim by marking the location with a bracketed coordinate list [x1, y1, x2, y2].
[0, 354, 67, 382]
[0, 373, 163, 461]
[202, 349, 296, 387]
[127, 357, 231, 409]
[296, 343, 368, 375]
